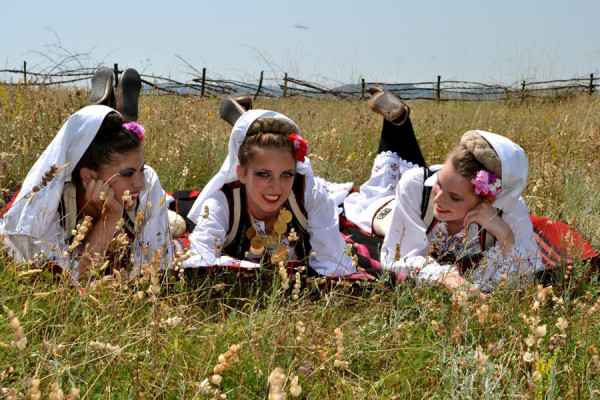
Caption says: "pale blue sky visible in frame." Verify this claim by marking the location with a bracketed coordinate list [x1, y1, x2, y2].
[2, 0, 599, 86]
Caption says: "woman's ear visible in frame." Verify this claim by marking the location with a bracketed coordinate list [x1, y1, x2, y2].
[236, 164, 247, 184]
[80, 167, 98, 185]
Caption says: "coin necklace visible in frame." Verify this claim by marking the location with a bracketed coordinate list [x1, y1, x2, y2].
[247, 208, 294, 263]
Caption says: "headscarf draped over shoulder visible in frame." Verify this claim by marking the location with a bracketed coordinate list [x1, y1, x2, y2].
[1, 105, 114, 240]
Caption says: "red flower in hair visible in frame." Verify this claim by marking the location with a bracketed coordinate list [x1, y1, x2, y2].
[288, 133, 309, 162]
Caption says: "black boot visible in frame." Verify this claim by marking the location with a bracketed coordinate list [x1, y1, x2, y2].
[219, 92, 252, 126]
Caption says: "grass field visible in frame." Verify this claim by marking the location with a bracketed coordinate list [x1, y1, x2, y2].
[1, 85, 599, 399]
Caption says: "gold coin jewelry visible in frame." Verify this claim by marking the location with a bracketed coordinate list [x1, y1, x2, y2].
[250, 236, 265, 256]
[247, 208, 293, 262]
[278, 209, 293, 224]
[273, 220, 287, 235]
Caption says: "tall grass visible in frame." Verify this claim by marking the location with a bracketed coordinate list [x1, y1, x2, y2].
[1, 86, 599, 398]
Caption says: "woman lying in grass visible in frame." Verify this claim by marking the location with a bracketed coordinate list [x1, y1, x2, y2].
[342, 88, 544, 291]
[181, 109, 357, 277]
[0, 75, 172, 281]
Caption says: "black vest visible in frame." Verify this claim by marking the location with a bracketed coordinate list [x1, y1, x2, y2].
[221, 175, 311, 265]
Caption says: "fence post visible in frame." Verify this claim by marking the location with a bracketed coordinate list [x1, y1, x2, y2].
[201, 68, 206, 97]
[521, 80, 526, 103]
[436, 75, 441, 102]
[590, 73, 594, 95]
[361, 78, 366, 99]
[113, 64, 119, 87]
[283, 73, 288, 98]
[23, 61, 27, 85]
[255, 70, 264, 100]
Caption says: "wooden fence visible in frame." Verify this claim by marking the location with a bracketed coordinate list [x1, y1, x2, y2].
[0, 62, 597, 102]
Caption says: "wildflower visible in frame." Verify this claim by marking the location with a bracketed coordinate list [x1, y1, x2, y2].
[278, 262, 290, 290]
[122, 190, 133, 207]
[287, 228, 299, 242]
[202, 205, 210, 219]
[267, 367, 287, 400]
[333, 327, 348, 370]
[523, 351, 534, 363]
[3, 306, 27, 350]
[289, 375, 302, 398]
[295, 321, 306, 343]
[474, 346, 488, 373]
[49, 382, 64, 400]
[68, 215, 93, 252]
[28, 378, 41, 400]
[292, 272, 301, 300]
[555, 317, 568, 332]
[534, 325, 547, 338]
[475, 304, 489, 324]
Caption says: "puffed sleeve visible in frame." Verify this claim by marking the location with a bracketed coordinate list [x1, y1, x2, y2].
[380, 168, 457, 284]
[303, 175, 357, 276]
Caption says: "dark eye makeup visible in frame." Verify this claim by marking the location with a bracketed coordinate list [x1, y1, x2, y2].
[118, 164, 146, 177]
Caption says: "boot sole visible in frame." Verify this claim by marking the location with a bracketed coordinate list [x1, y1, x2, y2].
[117, 68, 142, 122]
[89, 67, 114, 105]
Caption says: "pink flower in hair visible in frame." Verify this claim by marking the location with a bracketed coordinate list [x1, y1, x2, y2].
[122, 122, 145, 142]
[471, 170, 502, 200]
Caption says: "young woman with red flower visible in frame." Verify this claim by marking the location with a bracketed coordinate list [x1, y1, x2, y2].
[182, 110, 357, 277]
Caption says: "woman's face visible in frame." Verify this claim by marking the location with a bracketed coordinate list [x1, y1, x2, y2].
[432, 160, 481, 226]
[236, 147, 296, 221]
[95, 147, 146, 211]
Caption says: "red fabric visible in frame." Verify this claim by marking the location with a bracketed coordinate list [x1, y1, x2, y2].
[530, 215, 598, 269]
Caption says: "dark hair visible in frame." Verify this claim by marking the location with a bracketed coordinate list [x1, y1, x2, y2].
[238, 117, 298, 168]
[72, 112, 142, 187]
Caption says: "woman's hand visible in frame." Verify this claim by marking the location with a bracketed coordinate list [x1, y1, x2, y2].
[439, 271, 486, 301]
[462, 201, 498, 230]
[463, 200, 515, 256]
[83, 178, 123, 219]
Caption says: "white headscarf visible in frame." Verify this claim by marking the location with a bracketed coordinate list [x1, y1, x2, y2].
[1, 105, 113, 240]
[461, 130, 528, 213]
[0, 105, 171, 268]
[424, 130, 529, 213]
[188, 109, 312, 223]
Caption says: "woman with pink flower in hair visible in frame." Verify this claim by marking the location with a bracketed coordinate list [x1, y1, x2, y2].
[0, 71, 172, 283]
[344, 88, 543, 291]
[182, 110, 357, 277]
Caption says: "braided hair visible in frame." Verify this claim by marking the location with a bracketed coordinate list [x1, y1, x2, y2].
[238, 117, 299, 168]
[446, 131, 502, 190]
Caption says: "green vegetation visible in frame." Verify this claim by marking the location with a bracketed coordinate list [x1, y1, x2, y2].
[1, 85, 599, 398]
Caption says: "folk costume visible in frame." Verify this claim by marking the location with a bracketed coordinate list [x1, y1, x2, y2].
[344, 115, 543, 289]
[0, 105, 172, 278]
[184, 110, 356, 276]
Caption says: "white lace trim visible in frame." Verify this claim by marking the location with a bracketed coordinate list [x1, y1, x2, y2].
[373, 151, 422, 170]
